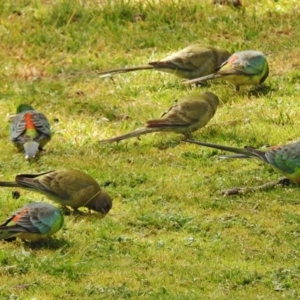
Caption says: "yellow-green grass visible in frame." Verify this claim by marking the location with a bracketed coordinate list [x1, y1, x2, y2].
[1, 0, 300, 299]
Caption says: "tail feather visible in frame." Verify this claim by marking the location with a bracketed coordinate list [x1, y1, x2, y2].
[0, 225, 27, 232]
[15, 170, 55, 179]
[149, 61, 184, 71]
[0, 181, 21, 188]
[185, 139, 254, 157]
[219, 154, 251, 159]
[0, 226, 28, 240]
[98, 65, 154, 78]
[184, 73, 219, 85]
[100, 127, 158, 144]
[0, 230, 16, 240]
[146, 119, 183, 128]
[24, 140, 39, 159]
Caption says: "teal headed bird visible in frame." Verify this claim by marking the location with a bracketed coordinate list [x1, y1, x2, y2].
[0, 202, 64, 241]
[185, 139, 300, 184]
[185, 50, 269, 91]
[11, 104, 51, 159]
[0, 169, 112, 214]
[98, 45, 231, 80]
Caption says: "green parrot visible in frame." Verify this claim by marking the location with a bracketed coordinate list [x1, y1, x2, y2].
[11, 104, 51, 159]
[100, 92, 219, 143]
[185, 50, 269, 91]
[0, 202, 64, 241]
[98, 45, 231, 80]
[185, 139, 300, 184]
[0, 169, 113, 214]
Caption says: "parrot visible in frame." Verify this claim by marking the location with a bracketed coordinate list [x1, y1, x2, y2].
[185, 139, 300, 184]
[98, 45, 231, 80]
[0, 169, 113, 214]
[100, 92, 219, 143]
[0, 202, 64, 241]
[212, 0, 242, 7]
[10, 104, 51, 159]
[184, 50, 269, 91]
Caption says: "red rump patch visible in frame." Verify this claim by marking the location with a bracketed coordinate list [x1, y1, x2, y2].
[12, 208, 29, 223]
[25, 113, 36, 130]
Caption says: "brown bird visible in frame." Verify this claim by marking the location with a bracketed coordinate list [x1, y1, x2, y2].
[0, 169, 112, 214]
[100, 92, 219, 143]
[98, 45, 231, 80]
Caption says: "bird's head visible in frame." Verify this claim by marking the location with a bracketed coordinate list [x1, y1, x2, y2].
[88, 190, 113, 214]
[17, 103, 34, 113]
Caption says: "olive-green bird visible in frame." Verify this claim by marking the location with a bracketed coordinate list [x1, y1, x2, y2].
[0, 169, 112, 214]
[98, 45, 231, 80]
[185, 50, 269, 91]
[100, 92, 219, 143]
[11, 104, 51, 159]
[0, 202, 64, 241]
[185, 139, 300, 184]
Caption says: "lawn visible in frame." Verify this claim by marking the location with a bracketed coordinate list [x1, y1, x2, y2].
[1, 0, 300, 299]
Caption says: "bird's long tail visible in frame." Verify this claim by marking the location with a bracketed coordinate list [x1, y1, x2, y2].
[0, 181, 21, 187]
[185, 139, 255, 157]
[98, 65, 154, 78]
[100, 127, 159, 144]
[184, 73, 219, 85]
[219, 154, 251, 159]
[0, 224, 27, 239]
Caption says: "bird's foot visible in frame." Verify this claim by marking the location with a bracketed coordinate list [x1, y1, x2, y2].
[72, 209, 85, 215]
[195, 81, 209, 87]
[256, 85, 266, 92]
[60, 205, 72, 215]
[277, 178, 292, 186]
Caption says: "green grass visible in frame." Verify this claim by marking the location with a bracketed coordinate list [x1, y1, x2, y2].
[1, 0, 300, 298]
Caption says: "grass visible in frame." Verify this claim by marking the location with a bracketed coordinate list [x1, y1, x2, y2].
[1, 0, 300, 298]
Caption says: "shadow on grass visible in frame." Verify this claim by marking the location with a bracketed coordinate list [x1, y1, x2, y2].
[153, 139, 181, 150]
[24, 237, 69, 249]
[247, 85, 272, 97]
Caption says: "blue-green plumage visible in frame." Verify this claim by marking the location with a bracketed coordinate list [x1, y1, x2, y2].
[0, 202, 64, 241]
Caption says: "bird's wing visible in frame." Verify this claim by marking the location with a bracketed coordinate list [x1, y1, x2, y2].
[28, 204, 61, 234]
[265, 142, 300, 174]
[37, 170, 96, 201]
[153, 46, 213, 71]
[10, 112, 27, 140]
[31, 112, 51, 138]
[146, 102, 191, 127]
[5, 207, 41, 233]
